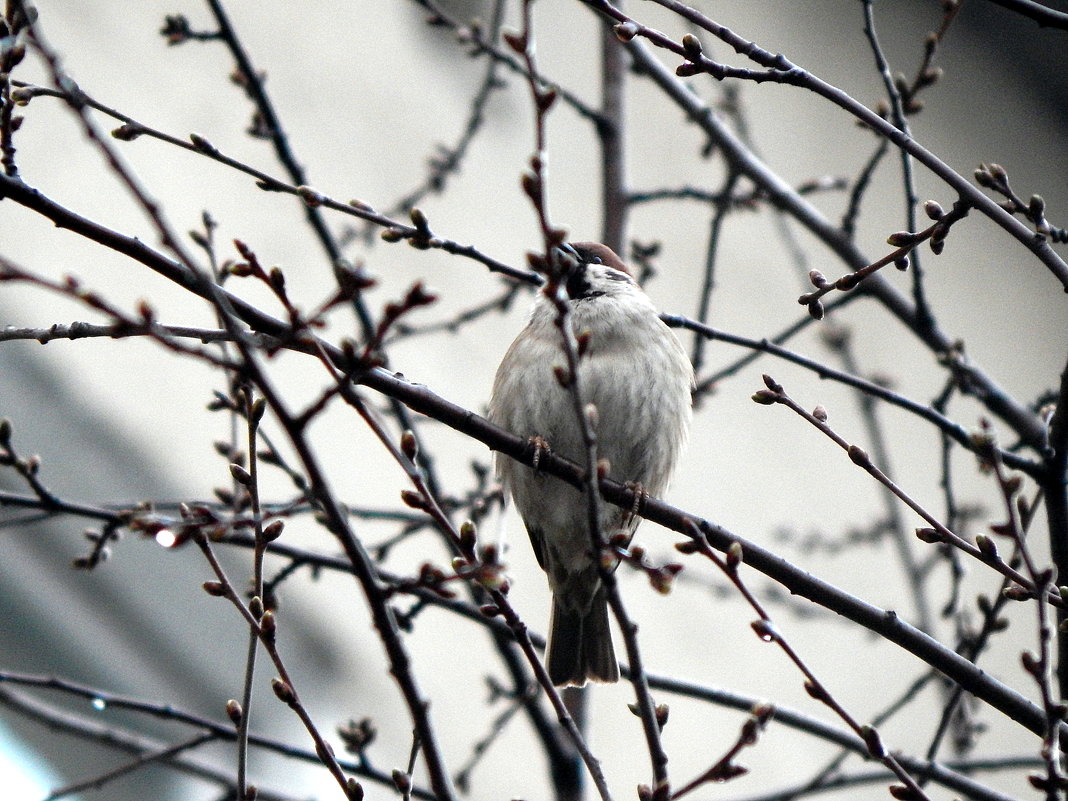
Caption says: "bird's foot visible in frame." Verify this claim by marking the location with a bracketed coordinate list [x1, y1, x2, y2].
[623, 481, 647, 523]
[529, 435, 552, 471]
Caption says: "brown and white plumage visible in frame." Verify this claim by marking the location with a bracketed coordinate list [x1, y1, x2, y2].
[489, 243, 693, 686]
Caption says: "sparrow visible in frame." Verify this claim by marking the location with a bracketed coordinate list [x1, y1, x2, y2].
[489, 242, 693, 687]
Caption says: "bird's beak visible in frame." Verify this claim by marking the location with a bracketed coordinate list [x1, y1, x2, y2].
[552, 242, 582, 275]
[556, 242, 580, 260]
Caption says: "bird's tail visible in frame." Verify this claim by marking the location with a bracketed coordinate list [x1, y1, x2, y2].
[546, 586, 619, 687]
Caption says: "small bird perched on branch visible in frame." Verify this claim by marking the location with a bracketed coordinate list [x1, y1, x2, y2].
[490, 242, 693, 687]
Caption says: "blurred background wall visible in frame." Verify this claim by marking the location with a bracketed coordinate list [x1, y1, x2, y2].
[1, 1, 1065, 799]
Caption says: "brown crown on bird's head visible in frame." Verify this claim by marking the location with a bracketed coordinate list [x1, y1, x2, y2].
[558, 241, 632, 276]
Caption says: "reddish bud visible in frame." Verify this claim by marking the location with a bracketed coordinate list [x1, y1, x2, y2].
[502, 29, 526, 54]
[553, 365, 571, 387]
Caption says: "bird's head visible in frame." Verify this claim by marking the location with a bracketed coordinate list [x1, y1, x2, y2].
[554, 242, 636, 302]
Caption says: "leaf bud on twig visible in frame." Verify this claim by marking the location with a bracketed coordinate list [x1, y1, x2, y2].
[262, 519, 285, 543]
[886, 231, 918, 247]
[391, 770, 412, 794]
[188, 132, 217, 154]
[400, 430, 418, 461]
[847, 445, 870, 466]
[536, 86, 557, 113]
[751, 389, 778, 405]
[975, 534, 999, 561]
[726, 541, 744, 571]
[521, 170, 540, 202]
[502, 29, 527, 54]
[929, 224, 947, 255]
[1020, 649, 1040, 675]
[553, 364, 571, 388]
[111, 122, 144, 141]
[923, 200, 944, 220]
[576, 329, 592, 358]
[400, 489, 428, 510]
[260, 609, 277, 642]
[750, 619, 777, 642]
[230, 463, 252, 486]
[835, 272, 860, 291]
[888, 784, 921, 801]
[250, 397, 267, 426]
[271, 678, 295, 705]
[653, 703, 670, 732]
[226, 699, 243, 725]
[268, 267, 286, 295]
[1029, 194, 1045, 219]
[860, 725, 887, 758]
[293, 186, 322, 207]
[584, 403, 599, 431]
[1002, 585, 1031, 601]
[915, 527, 942, 543]
[409, 206, 429, 230]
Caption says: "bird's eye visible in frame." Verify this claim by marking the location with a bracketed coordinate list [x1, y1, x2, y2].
[588, 256, 603, 265]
